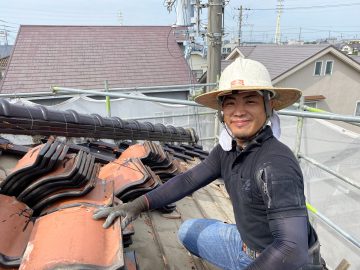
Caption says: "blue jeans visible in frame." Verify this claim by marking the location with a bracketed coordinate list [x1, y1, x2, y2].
[178, 219, 253, 270]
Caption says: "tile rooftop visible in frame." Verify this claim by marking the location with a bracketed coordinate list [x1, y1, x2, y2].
[0, 102, 226, 270]
[0, 26, 196, 94]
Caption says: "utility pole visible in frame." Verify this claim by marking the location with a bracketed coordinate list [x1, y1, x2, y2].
[274, 0, 283, 44]
[206, 0, 223, 91]
[195, 0, 201, 35]
[298, 27, 302, 42]
[237, 5, 243, 45]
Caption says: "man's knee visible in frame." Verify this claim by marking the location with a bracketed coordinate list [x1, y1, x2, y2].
[178, 219, 197, 244]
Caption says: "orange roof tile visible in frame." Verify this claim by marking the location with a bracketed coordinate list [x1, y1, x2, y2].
[19, 206, 124, 270]
[0, 195, 33, 264]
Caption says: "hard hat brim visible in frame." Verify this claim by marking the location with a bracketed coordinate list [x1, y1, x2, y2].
[194, 86, 302, 111]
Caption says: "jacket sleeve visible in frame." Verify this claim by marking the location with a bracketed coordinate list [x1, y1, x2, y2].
[145, 145, 222, 210]
[245, 216, 309, 270]
[248, 150, 309, 269]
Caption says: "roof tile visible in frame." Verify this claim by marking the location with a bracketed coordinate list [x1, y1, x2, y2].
[0, 195, 33, 266]
[19, 206, 124, 270]
[1, 26, 196, 94]
[236, 44, 330, 79]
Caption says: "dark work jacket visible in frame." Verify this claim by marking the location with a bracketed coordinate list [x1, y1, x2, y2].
[146, 125, 315, 253]
[220, 126, 309, 251]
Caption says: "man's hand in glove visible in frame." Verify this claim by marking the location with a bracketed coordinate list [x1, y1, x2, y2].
[93, 195, 148, 229]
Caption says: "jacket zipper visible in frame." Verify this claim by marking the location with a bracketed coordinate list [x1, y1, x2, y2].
[263, 181, 272, 208]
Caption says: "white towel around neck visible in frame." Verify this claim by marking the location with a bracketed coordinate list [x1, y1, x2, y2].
[219, 110, 281, 151]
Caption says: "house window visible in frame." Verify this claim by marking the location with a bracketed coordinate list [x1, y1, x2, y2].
[355, 102, 360, 117]
[305, 101, 317, 108]
[314, 61, 322, 76]
[325, 60, 333, 75]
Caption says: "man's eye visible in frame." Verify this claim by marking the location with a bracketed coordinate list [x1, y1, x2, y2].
[223, 102, 235, 106]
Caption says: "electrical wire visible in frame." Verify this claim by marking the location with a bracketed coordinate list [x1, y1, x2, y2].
[181, 1, 203, 140]
[250, 2, 360, 11]
[166, 26, 184, 59]
[0, 19, 19, 25]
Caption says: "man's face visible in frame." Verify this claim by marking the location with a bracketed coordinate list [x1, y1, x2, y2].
[222, 91, 268, 146]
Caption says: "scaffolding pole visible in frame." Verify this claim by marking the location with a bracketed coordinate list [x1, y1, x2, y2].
[306, 203, 360, 249]
[0, 83, 217, 99]
[52, 87, 201, 107]
[299, 153, 360, 190]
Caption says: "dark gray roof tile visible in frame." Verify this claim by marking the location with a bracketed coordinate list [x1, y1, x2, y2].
[0, 26, 195, 94]
[236, 44, 330, 79]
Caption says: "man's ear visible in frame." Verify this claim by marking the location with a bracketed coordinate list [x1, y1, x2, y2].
[270, 99, 275, 109]
[217, 110, 224, 123]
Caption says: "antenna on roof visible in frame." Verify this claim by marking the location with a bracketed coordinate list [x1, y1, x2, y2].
[274, 0, 283, 44]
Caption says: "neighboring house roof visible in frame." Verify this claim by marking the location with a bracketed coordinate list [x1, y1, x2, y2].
[350, 55, 360, 64]
[349, 43, 360, 50]
[225, 44, 360, 83]
[271, 45, 360, 84]
[0, 25, 195, 94]
[226, 44, 330, 79]
[0, 45, 13, 58]
[198, 60, 232, 83]
[199, 44, 360, 86]
[305, 95, 326, 101]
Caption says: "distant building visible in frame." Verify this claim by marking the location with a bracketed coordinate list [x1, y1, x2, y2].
[221, 40, 238, 59]
[201, 44, 360, 133]
[0, 56, 10, 81]
[340, 42, 360, 55]
[0, 45, 13, 81]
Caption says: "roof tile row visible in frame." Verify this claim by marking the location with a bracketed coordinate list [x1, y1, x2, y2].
[0, 136, 210, 269]
[0, 99, 198, 143]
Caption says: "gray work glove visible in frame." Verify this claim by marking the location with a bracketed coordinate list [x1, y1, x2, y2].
[93, 195, 148, 229]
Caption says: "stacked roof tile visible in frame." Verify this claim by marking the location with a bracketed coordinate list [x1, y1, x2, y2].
[0, 99, 198, 143]
[0, 102, 211, 269]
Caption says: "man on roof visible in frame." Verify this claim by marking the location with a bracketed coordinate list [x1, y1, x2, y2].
[93, 58, 326, 270]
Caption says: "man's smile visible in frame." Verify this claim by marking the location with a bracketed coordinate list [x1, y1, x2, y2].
[230, 119, 251, 128]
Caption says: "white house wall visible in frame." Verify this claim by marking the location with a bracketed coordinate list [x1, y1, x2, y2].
[274, 52, 360, 133]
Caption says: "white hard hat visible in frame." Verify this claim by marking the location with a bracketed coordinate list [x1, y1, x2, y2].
[195, 58, 301, 110]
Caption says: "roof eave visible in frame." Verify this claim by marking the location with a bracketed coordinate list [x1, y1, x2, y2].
[225, 47, 244, 61]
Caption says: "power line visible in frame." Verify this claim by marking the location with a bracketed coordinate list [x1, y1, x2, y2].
[0, 19, 19, 25]
[249, 2, 360, 11]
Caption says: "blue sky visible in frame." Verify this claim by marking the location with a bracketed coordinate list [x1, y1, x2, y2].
[0, 0, 359, 44]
